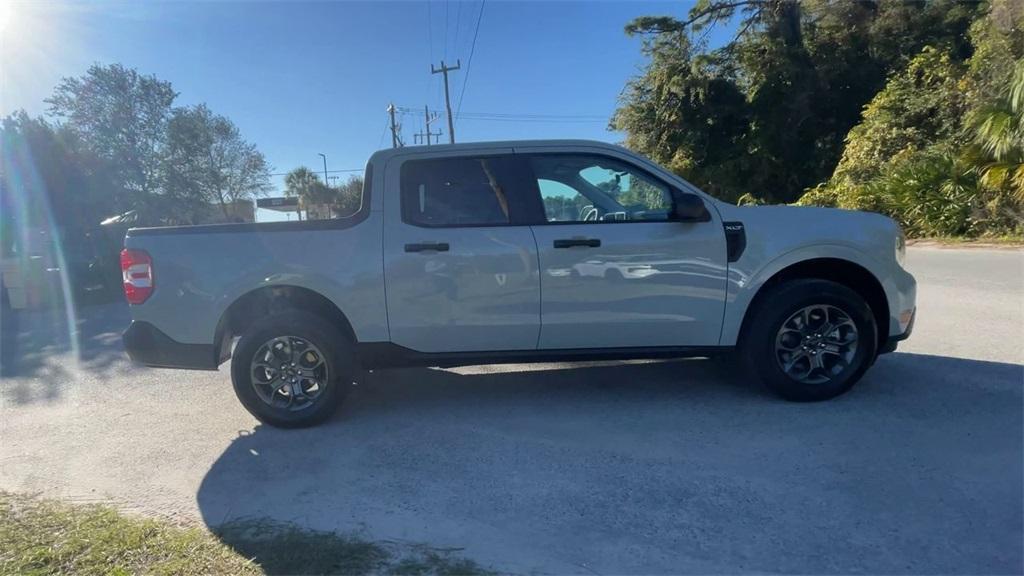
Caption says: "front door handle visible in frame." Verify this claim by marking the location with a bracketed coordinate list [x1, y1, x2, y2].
[553, 238, 601, 248]
[405, 242, 450, 253]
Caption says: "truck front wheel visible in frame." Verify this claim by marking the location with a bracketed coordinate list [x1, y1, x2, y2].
[742, 279, 877, 402]
[230, 310, 353, 428]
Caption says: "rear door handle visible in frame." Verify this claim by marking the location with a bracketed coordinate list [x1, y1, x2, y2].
[404, 242, 450, 253]
[553, 238, 601, 248]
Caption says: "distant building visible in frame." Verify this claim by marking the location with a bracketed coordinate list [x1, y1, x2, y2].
[205, 200, 255, 224]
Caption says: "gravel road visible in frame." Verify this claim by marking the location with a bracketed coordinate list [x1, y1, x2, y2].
[1, 246, 1021, 574]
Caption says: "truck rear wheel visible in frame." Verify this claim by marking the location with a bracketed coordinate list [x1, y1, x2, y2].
[230, 310, 353, 428]
[742, 279, 877, 402]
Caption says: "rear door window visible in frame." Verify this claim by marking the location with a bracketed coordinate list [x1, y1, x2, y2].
[400, 156, 526, 227]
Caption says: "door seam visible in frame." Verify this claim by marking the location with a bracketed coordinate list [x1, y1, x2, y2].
[528, 225, 543, 350]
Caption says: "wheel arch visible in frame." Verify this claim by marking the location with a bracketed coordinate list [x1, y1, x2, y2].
[734, 257, 889, 350]
[213, 285, 357, 366]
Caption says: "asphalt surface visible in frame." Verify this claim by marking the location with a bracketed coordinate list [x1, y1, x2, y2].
[1, 246, 1021, 574]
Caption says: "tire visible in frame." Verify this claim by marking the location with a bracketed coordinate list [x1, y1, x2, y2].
[741, 279, 877, 402]
[230, 310, 354, 428]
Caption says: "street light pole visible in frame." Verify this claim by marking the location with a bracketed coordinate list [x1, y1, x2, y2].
[317, 153, 328, 185]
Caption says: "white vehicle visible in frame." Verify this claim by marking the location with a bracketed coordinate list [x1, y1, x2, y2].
[122, 140, 917, 427]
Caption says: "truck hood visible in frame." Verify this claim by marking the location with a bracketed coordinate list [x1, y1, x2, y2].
[713, 203, 901, 266]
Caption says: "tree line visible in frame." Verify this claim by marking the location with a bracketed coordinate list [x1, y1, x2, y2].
[1, 62, 369, 237]
[0, 64, 367, 300]
[283, 167, 363, 219]
[614, 0, 1023, 237]
[3, 64, 273, 235]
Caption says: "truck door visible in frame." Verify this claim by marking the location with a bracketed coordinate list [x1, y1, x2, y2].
[382, 151, 541, 353]
[520, 149, 729, 349]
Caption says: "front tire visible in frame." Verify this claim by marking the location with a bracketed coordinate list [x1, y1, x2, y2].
[231, 310, 353, 428]
[742, 279, 877, 402]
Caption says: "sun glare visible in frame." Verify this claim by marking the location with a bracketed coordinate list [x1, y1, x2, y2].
[0, 2, 12, 34]
[1, 1, 88, 116]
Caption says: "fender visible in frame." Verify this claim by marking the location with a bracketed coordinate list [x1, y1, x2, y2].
[720, 243, 887, 346]
[212, 268, 386, 345]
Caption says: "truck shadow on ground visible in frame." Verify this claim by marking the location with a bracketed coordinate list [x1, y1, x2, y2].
[198, 352, 1023, 575]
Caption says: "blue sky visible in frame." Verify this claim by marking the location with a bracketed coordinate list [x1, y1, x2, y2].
[1, 1, 732, 200]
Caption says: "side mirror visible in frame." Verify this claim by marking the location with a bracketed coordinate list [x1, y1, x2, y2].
[671, 191, 711, 222]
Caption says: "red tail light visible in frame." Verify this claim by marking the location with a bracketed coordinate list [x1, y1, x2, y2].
[120, 249, 154, 304]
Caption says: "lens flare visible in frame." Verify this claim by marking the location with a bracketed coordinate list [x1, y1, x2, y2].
[0, 3, 11, 34]
[1, 123, 82, 368]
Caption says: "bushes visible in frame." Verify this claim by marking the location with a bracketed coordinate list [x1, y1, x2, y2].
[801, 149, 1023, 238]
[797, 1, 1024, 238]
[871, 152, 976, 237]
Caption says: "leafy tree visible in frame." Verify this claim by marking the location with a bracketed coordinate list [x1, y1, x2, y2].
[1, 112, 115, 234]
[800, 0, 1023, 237]
[831, 47, 969, 186]
[614, 0, 982, 204]
[1, 111, 126, 294]
[541, 194, 591, 220]
[285, 167, 334, 216]
[284, 167, 320, 200]
[333, 176, 364, 217]
[612, 19, 751, 202]
[164, 104, 271, 222]
[4, 63, 278, 299]
[45, 64, 177, 209]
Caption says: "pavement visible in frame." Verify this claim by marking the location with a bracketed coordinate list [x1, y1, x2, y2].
[1, 246, 1021, 574]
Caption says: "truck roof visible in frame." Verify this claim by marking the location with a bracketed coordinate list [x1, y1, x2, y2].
[368, 139, 626, 164]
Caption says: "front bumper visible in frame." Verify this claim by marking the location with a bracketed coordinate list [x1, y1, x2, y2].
[879, 307, 915, 354]
[123, 321, 219, 370]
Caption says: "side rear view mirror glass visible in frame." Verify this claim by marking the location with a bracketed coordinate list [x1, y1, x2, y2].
[671, 192, 711, 222]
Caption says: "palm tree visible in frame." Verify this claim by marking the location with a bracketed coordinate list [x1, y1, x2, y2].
[972, 61, 1024, 200]
[284, 166, 336, 218]
[284, 167, 320, 201]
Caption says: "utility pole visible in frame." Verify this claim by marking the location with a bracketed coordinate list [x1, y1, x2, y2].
[387, 103, 403, 148]
[431, 59, 460, 144]
[415, 105, 443, 145]
[317, 153, 328, 184]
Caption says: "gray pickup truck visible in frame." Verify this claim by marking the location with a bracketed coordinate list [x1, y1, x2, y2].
[123, 140, 916, 427]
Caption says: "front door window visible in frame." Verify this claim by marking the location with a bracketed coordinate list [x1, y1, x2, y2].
[530, 155, 673, 223]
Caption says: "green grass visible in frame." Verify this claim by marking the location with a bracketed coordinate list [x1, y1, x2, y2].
[907, 235, 1024, 246]
[0, 492, 493, 576]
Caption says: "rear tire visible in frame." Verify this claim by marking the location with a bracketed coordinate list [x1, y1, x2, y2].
[231, 310, 353, 428]
[742, 279, 877, 402]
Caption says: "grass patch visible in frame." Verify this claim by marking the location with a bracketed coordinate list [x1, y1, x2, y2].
[0, 492, 492, 575]
[907, 235, 1024, 246]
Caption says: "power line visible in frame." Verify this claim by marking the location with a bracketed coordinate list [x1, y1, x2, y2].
[426, 0, 434, 62]
[453, 0, 462, 58]
[455, 0, 485, 126]
[395, 106, 607, 123]
[443, 0, 449, 61]
[377, 116, 391, 149]
[423, 1, 436, 109]
[457, 116, 606, 124]
[458, 111, 606, 119]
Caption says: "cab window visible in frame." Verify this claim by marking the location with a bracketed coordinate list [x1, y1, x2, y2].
[400, 156, 520, 227]
[528, 155, 673, 223]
